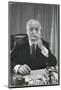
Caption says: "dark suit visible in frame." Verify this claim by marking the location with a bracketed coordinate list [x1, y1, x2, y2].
[11, 35, 57, 72]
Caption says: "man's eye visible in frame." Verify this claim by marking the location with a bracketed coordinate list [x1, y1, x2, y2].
[36, 28, 38, 31]
[30, 28, 33, 31]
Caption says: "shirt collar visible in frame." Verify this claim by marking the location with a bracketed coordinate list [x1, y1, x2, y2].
[28, 38, 37, 50]
[28, 39, 33, 47]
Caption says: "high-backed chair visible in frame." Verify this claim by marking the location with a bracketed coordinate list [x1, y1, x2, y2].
[10, 34, 27, 54]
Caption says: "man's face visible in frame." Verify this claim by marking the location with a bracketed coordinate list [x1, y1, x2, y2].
[27, 22, 41, 43]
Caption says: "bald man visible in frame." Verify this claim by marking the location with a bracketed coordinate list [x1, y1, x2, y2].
[11, 19, 57, 75]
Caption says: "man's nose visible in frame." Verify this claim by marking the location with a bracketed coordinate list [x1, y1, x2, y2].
[33, 29, 36, 33]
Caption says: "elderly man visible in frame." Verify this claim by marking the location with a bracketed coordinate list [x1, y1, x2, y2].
[11, 19, 57, 75]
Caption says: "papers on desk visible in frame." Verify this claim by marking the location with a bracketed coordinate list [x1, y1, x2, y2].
[23, 69, 46, 82]
[12, 68, 58, 86]
[23, 69, 58, 85]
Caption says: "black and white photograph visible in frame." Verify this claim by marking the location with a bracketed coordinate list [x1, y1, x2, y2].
[8, 1, 60, 88]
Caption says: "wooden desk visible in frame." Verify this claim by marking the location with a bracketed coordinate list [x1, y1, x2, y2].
[9, 69, 58, 87]
[10, 69, 47, 87]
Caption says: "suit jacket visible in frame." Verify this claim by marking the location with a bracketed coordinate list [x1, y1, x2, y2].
[11, 35, 57, 72]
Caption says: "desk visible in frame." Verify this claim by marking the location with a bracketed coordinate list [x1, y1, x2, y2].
[9, 69, 58, 87]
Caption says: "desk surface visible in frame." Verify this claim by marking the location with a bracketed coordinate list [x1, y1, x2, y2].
[10, 69, 48, 87]
[9, 69, 58, 87]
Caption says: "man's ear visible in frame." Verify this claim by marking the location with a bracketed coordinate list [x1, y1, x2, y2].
[26, 28, 29, 36]
[26, 29, 28, 35]
[25, 27, 28, 34]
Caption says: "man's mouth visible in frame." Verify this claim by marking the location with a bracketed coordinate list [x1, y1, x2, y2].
[31, 36, 38, 41]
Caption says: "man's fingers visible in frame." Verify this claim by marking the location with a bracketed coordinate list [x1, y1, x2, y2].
[18, 64, 31, 75]
[21, 66, 29, 74]
[18, 67, 27, 74]
[23, 64, 31, 72]
[18, 67, 24, 74]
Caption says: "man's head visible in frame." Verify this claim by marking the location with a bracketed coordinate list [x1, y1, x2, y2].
[26, 19, 41, 43]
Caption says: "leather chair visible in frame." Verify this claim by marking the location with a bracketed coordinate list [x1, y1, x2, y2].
[10, 34, 27, 54]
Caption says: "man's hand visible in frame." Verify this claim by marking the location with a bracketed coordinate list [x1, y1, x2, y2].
[33, 38, 42, 48]
[18, 64, 31, 75]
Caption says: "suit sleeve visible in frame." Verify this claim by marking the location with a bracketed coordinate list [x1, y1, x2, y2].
[42, 39, 57, 67]
[48, 49, 57, 67]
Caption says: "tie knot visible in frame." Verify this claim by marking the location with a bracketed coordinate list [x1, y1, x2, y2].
[32, 44, 35, 48]
[32, 44, 36, 50]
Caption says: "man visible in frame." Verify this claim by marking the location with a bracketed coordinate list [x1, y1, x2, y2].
[11, 19, 57, 75]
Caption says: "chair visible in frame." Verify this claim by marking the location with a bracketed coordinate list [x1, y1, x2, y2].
[10, 34, 27, 54]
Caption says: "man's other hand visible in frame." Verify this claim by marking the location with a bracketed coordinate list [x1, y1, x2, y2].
[18, 64, 31, 75]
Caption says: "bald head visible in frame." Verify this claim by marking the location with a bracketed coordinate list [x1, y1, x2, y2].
[26, 19, 41, 43]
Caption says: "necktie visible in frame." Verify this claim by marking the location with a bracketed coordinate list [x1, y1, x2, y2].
[32, 44, 36, 56]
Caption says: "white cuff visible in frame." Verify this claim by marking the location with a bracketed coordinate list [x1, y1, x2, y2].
[13, 64, 21, 73]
